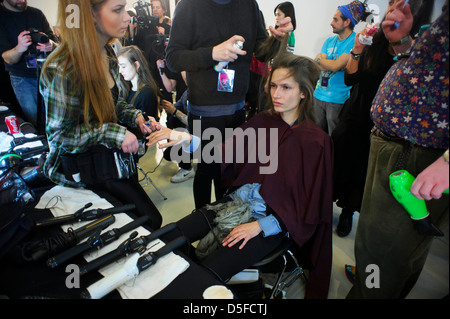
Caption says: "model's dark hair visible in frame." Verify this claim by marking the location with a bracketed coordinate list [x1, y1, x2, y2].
[267, 53, 320, 124]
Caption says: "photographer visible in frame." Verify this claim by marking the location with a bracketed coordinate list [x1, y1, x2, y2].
[0, 0, 57, 127]
[151, 0, 171, 35]
[133, 0, 158, 36]
[131, 1, 166, 92]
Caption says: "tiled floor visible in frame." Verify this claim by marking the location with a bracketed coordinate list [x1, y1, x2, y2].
[137, 127, 449, 299]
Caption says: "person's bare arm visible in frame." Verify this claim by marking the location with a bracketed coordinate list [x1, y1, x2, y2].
[2, 30, 31, 65]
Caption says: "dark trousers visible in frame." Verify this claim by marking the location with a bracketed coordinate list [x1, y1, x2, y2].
[88, 175, 163, 229]
[332, 119, 371, 215]
[347, 134, 449, 299]
[175, 196, 286, 282]
[188, 109, 246, 209]
[163, 146, 192, 170]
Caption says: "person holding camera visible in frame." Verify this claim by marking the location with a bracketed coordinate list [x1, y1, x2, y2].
[151, 0, 171, 36]
[0, 0, 57, 127]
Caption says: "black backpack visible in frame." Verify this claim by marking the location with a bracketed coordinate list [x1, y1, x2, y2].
[0, 171, 34, 259]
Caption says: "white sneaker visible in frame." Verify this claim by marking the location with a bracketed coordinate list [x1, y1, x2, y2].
[170, 168, 195, 183]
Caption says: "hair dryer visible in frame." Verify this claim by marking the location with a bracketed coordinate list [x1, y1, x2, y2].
[389, 170, 448, 236]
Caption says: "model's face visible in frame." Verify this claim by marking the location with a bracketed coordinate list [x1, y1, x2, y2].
[118, 55, 138, 81]
[270, 68, 304, 121]
[93, 0, 130, 40]
[4, 0, 27, 11]
[330, 10, 347, 34]
[275, 8, 286, 26]
[152, 1, 165, 17]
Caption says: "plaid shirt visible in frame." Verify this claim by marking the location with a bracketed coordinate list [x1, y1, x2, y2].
[39, 45, 140, 187]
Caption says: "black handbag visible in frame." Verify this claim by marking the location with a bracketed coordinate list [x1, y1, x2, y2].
[0, 171, 34, 259]
[60, 145, 137, 184]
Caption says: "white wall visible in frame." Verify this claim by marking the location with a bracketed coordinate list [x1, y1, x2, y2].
[257, 0, 446, 58]
[29, 0, 445, 59]
[28, 0, 58, 28]
[257, 0, 389, 58]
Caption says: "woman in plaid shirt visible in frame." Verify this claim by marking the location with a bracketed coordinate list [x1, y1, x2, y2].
[39, 0, 162, 229]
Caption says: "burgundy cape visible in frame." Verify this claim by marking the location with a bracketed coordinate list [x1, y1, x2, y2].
[221, 112, 333, 299]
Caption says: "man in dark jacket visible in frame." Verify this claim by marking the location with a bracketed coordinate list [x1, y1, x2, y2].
[166, 0, 292, 208]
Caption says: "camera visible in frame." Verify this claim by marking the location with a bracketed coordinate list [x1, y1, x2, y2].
[28, 29, 49, 44]
[152, 34, 169, 60]
[25, 29, 50, 68]
[133, 0, 158, 32]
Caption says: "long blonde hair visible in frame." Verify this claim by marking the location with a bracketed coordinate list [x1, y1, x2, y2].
[42, 0, 117, 127]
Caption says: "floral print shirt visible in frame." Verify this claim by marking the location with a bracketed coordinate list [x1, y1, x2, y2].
[371, 8, 449, 149]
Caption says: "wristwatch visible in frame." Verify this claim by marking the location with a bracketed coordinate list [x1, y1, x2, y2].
[350, 49, 361, 60]
[444, 149, 449, 164]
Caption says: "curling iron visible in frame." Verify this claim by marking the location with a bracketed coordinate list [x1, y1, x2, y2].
[79, 222, 178, 275]
[80, 236, 186, 299]
[46, 216, 150, 268]
[389, 170, 448, 236]
[34, 203, 135, 228]
[23, 215, 116, 261]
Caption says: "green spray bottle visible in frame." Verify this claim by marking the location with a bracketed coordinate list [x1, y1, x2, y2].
[389, 170, 448, 236]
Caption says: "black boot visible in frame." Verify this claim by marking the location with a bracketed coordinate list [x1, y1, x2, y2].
[337, 209, 354, 237]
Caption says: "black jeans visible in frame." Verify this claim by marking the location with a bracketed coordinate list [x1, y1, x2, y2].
[175, 196, 286, 282]
[188, 109, 246, 209]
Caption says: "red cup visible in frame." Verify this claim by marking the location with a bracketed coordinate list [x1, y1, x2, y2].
[5, 115, 20, 134]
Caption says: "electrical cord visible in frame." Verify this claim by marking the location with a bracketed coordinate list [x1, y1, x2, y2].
[137, 154, 163, 181]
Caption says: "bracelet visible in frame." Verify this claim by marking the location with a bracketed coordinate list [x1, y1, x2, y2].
[316, 56, 322, 65]
[350, 49, 361, 60]
[444, 149, 449, 164]
[172, 108, 178, 117]
[389, 35, 410, 46]
[393, 51, 411, 61]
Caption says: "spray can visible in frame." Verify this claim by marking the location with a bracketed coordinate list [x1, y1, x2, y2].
[214, 40, 244, 72]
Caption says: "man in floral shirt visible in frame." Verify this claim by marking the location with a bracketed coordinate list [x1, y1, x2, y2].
[347, 0, 449, 298]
